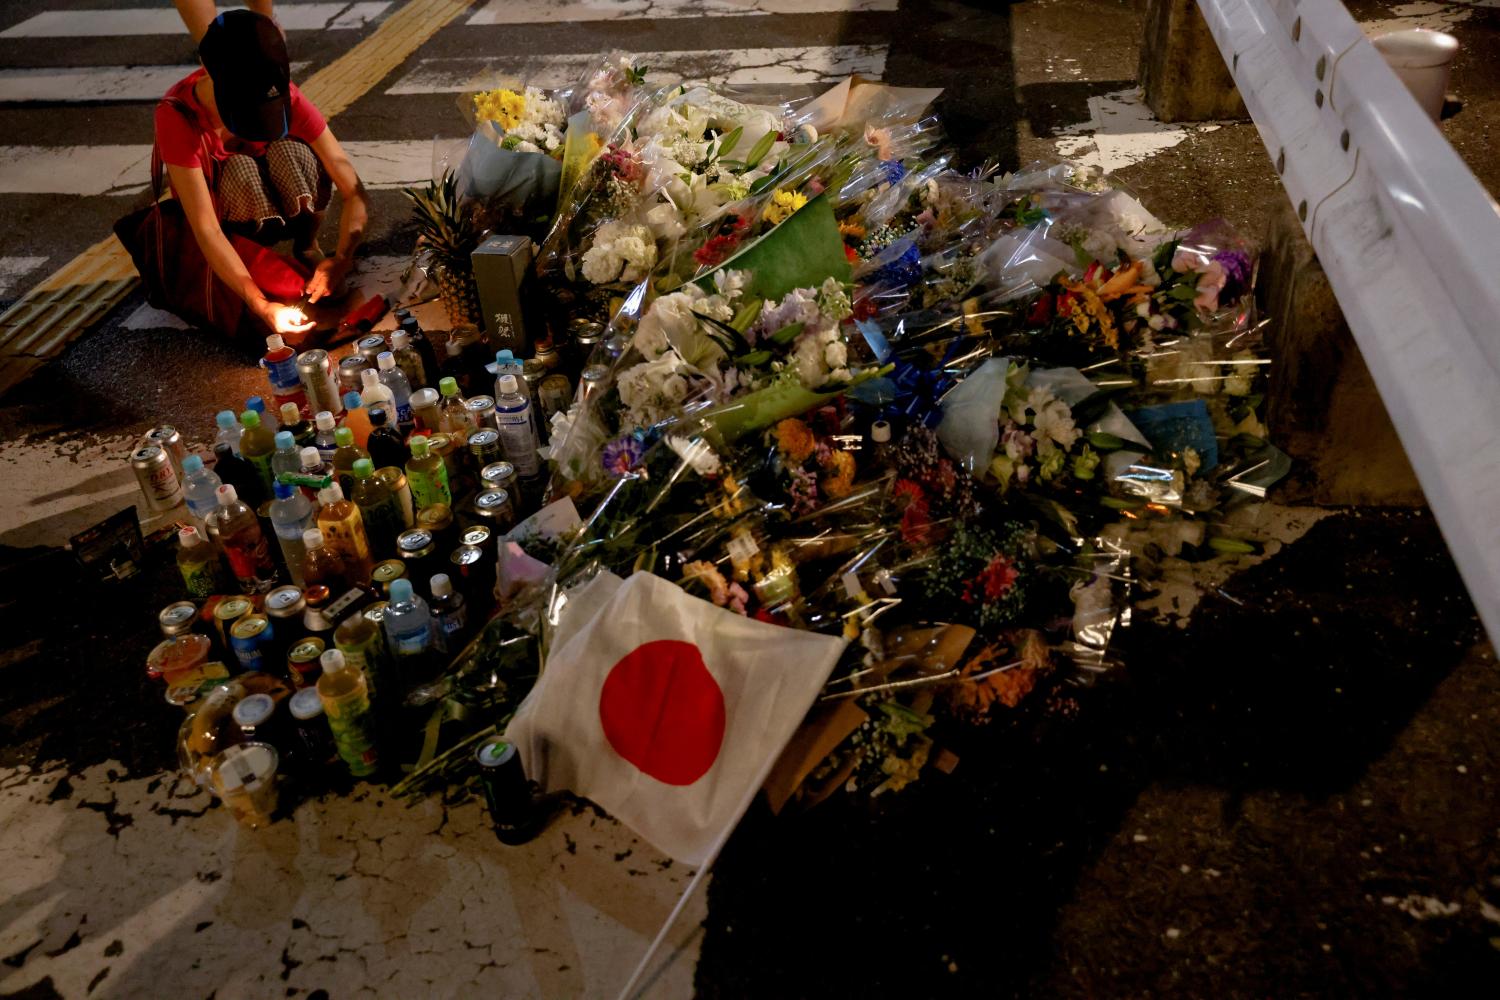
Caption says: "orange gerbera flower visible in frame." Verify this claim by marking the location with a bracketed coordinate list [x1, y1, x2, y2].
[774, 418, 817, 464]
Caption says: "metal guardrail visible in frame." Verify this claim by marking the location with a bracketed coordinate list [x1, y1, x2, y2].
[1196, 0, 1500, 642]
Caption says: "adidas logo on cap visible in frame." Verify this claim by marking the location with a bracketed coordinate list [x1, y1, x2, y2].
[265, 85, 280, 99]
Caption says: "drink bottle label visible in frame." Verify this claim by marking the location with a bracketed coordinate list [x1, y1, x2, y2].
[391, 623, 430, 657]
[408, 466, 452, 510]
[246, 452, 276, 494]
[496, 413, 539, 476]
[180, 558, 219, 598]
[322, 517, 371, 567]
[324, 693, 378, 776]
[225, 535, 272, 583]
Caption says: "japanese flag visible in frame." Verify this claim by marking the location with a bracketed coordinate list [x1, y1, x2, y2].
[505, 571, 847, 865]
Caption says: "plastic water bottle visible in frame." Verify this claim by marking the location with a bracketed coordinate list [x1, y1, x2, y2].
[495, 350, 542, 440]
[359, 368, 394, 413]
[313, 411, 339, 462]
[390, 329, 429, 390]
[246, 395, 275, 430]
[298, 446, 331, 501]
[262, 334, 308, 415]
[382, 578, 434, 673]
[376, 351, 413, 425]
[271, 430, 301, 484]
[270, 481, 315, 586]
[494, 374, 540, 478]
[428, 573, 467, 654]
[180, 454, 223, 528]
[215, 410, 243, 456]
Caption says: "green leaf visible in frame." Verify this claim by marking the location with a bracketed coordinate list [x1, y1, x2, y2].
[1208, 536, 1258, 556]
[748, 171, 780, 196]
[730, 299, 763, 334]
[743, 130, 777, 171]
[716, 126, 744, 159]
[769, 321, 805, 345]
[1087, 430, 1126, 451]
[733, 350, 772, 366]
[694, 193, 852, 302]
[694, 310, 752, 355]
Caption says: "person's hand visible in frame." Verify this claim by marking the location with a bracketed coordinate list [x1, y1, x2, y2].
[257, 299, 316, 338]
[305, 257, 352, 304]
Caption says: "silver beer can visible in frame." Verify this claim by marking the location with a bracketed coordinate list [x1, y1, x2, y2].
[143, 425, 187, 484]
[132, 444, 183, 513]
[297, 349, 342, 416]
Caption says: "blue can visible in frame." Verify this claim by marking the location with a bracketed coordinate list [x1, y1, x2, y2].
[228, 614, 274, 673]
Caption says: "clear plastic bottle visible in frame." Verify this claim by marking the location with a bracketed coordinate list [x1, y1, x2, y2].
[300, 527, 348, 592]
[440, 338, 470, 397]
[365, 407, 408, 470]
[313, 410, 339, 463]
[391, 330, 428, 391]
[271, 430, 301, 485]
[331, 426, 368, 498]
[262, 334, 308, 415]
[209, 484, 277, 594]
[177, 525, 227, 598]
[399, 311, 441, 387]
[316, 648, 379, 778]
[317, 482, 374, 583]
[494, 349, 541, 442]
[494, 374, 540, 478]
[297, 446, 330, 500]
[210, 441, 263, 513]
[341, 390, 373, 449]
[246, 395, 275, 430]
[405, 435, 451, 510]
[238, 409, 278, 498]
[383, 577, 434, 667]
[436, 376, 469, 436]
[376, 351, 414, 425]
[269, 481, 315, 586]
[410, 387, 441, 433]
[215, 409, 244, 456]
[180, 453, 223, 528]
[360, 367, 395, 413]
[428, 573, 467, 655]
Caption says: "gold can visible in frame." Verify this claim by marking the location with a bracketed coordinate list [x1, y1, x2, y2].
[212, 595, 255, 651]
[370, 559, 407, 596]
[287, 636, 326, 690]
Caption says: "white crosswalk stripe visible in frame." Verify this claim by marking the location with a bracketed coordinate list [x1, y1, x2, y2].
[388, 45, 889, 94]
[466, 0, 897, 25]
[0, 62, 311, 104]
[0, 257, 48, 298]
[0, 3, 392, 38]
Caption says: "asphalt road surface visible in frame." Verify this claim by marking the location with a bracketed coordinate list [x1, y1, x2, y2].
[1, 1, 1499, 998]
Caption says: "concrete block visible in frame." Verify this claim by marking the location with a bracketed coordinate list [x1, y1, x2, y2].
[1259, 199, 1425, 506]
[1139, 0, 1247, 123]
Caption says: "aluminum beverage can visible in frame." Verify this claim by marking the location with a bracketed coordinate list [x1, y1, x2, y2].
[370, 559, 407, 596]
[357, 334, 387, 366]
[416, 503, 456, 553]
[132, 444, 183, 513]
[480, 461, 516, 493]
[287, 636, 326, 689]
[289, 687, 335, 769]
[297, 349, 342, 415]
[143, 425, 187, 483]
[449, 542, 494, 608]
[337, 354, 371, 394]
[159, 600, 199, 638]
[521, 359, 546, 398]
[474, 738, 541, 844]
[467, 429, 502, 470]
[396, 529, 438, 585]
[472, 489, 515, 532]
[538, 374, 573, 421]
[212, 595, 255, 653]
[578, 364, 610, 406]
[464, 395, 497, 430]
[229, 614, 275, 673]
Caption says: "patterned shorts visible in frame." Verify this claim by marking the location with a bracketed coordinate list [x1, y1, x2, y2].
[216, 138, 332, 229]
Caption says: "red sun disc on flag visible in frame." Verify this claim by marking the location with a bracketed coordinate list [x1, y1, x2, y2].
[599, 639, 726, 786]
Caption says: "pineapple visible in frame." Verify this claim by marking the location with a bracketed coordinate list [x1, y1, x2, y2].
[403, 171, 483, 328]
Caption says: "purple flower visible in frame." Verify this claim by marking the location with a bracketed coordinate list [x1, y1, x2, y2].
[1211, 249, 1252, 299]
[602, 435, 644, 477]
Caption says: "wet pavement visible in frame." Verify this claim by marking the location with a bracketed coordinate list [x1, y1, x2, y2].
[2, 1, 1500, 997]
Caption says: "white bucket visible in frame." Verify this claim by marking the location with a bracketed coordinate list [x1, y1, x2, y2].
[1372, 29, 1459, 122]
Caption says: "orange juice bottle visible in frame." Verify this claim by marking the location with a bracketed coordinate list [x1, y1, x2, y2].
[340, 391, 374, 449]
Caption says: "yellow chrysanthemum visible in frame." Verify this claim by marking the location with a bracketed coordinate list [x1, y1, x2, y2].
[762, 189, 809, 226]
[472, 88, 527, 130]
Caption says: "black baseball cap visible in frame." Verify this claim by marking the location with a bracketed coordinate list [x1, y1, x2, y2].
[198, 10, 290, 142]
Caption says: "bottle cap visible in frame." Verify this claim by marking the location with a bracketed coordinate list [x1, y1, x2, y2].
[352, 458, 375, 477]
[439, 376, 459, 397]
[232, 693, 275, 728]
[409, 435, 429, 457]
[334, 426, 354, 446]
[280, 402, 301, 424]
[319, 648, 347, 673]
[300, 446, 321, 470]
[369, 407, 387, 426]
[496, 350, 515, 362]
[274, 481, 295, 500]
[497, 374, 518, 395]
[275, 431, 295, 450]
[430, 573, 452, 597]
[240, 410, 261, 428]
[446, 339, 462, 358]
[342, 391, 363, 410]
[361, 369, 381, 387]
[179, 526, 201, 546]
[871, 420, 891, 443]
[410, 387, 439, 409]
[216, 484, 238, 505]
[266, 334, 285, 352]
[302, 527, 324, 549]
[289, 687, 324, 721]
[247, 395, 266, 412]
[318, 483, 344, 505]
[377, 352, 396, 371]
[392, 331, 410, 350]
[389, 578, 414, 603]
[182, 454, 204, 474]
[315, 410, 336, 431]
[216, 410, 237, 430]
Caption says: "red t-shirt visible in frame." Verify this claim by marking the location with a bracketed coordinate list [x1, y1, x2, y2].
[155, 68, 327, 171]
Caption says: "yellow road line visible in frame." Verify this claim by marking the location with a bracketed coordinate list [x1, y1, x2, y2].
[0, 0, 476, 396]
